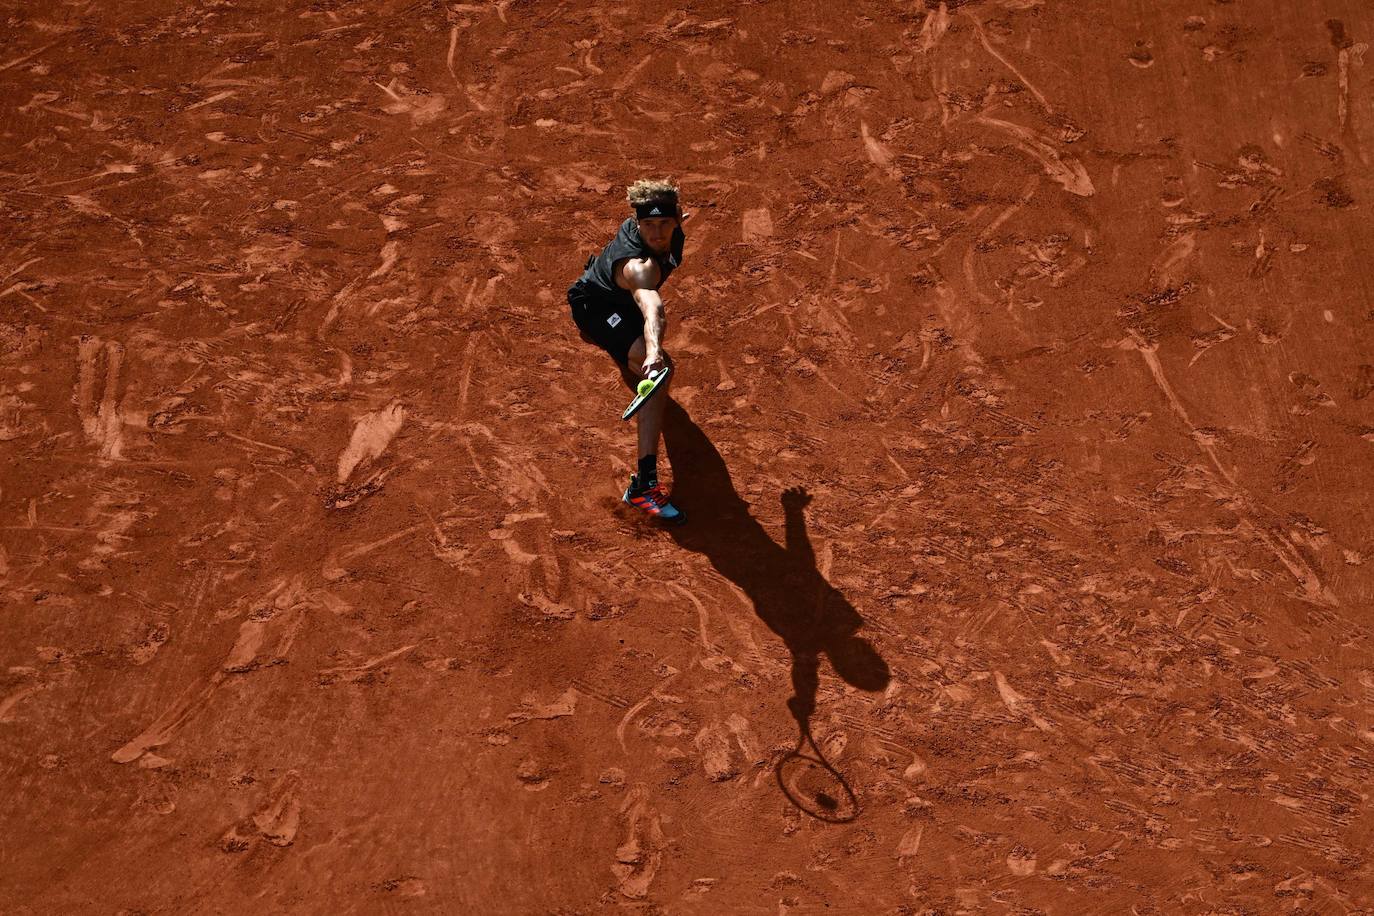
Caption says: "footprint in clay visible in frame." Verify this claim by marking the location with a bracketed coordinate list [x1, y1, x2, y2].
[218, 772, 302, 853]
[612, 785, 664, 899]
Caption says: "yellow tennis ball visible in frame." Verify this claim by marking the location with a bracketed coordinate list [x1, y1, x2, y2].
[637, 378, 655, 396]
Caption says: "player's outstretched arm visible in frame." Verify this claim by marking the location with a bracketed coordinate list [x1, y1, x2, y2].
[623, 258, 667, 375]
[632, 287, 666, 371]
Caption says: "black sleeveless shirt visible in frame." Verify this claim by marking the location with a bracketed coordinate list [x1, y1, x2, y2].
[577, 218, 685, 309]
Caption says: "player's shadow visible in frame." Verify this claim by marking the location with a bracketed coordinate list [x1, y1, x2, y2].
[661, 401, 890, 819]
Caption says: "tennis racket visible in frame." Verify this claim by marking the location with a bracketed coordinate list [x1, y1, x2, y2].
[621, 364, 672, 421]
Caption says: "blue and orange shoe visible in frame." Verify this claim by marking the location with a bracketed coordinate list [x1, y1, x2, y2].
[622, 475, 686, 525]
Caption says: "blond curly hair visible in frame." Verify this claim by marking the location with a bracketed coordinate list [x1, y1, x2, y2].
[626, 178, 679, 211]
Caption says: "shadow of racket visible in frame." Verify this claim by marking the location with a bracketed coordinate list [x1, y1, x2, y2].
[774, 722, 860, 823]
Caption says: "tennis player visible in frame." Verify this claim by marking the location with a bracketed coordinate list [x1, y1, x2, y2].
[567, 179, 687, 524]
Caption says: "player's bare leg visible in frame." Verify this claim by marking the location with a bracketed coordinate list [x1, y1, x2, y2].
[621, 336, 683, 523]
[625, 336, 671, 461]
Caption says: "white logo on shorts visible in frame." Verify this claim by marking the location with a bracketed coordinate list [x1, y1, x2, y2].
[607, 313, 622, 328]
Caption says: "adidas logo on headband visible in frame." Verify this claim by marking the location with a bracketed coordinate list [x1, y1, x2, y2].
[634, 200, 678, 219]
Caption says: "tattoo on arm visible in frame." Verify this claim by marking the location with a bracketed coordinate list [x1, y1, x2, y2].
[633, 288, 665, 352]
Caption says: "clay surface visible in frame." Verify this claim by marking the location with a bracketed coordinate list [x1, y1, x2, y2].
[3, 0, 1374, 912]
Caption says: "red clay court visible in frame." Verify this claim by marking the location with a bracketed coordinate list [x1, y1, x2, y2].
[3, 1, 1373, 912]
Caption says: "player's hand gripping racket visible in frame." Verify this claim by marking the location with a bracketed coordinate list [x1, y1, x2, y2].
[622, 364, 671, 421]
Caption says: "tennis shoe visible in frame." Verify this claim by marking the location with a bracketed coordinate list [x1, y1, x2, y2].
[623, 475, 685, 525]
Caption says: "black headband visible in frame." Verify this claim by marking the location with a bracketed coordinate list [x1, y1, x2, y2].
[634, 200, 678, 220]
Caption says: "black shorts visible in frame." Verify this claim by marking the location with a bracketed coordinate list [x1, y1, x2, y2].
[568, 281, 643, 367]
